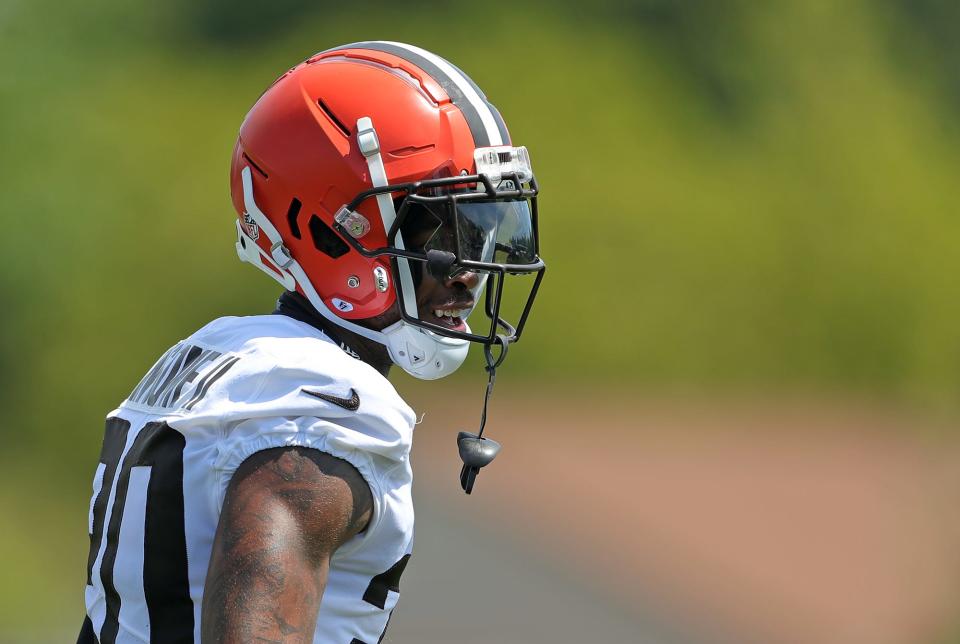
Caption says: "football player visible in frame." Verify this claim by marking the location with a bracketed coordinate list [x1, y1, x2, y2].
[78, 41, 544, 643]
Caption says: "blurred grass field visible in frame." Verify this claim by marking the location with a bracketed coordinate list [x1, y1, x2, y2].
[2, 0, 960, 639]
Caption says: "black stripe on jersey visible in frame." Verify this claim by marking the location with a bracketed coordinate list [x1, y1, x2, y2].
[362, 553, 411, 609]
[76, 615, 98, 643]
[141, 424, 192, 643]
[87, 417, 130, 586]
[129, 346, 180, 405]
[326, 42, 498, 148]
[377, 609, 396, 644]
[156, 345, 206, 408]
[98, 422, 192, 644]
[183, 355, 240, 411]
[150, 345, 196, 406]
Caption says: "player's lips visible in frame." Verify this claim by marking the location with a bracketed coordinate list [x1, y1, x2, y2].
[424, 301, 473, 331]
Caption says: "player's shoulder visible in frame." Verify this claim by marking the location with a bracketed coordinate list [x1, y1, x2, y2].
[180, 314, 417, 467]
[199, 313, 406, 398]
[189, 313, 342, 361]
[176, 314, 360, 386]
[124, 314, 416, 445]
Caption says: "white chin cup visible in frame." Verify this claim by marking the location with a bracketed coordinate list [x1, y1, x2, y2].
[382, 320, 470, 380]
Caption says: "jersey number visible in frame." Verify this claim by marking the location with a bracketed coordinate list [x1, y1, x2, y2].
[84, 418, 193, 644]
[349, 554, 410, 644]
[85, 419, 408, 644]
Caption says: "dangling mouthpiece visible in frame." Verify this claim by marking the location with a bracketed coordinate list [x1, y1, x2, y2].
[456, 336, 510, 494]
[457, 432, 501, 493]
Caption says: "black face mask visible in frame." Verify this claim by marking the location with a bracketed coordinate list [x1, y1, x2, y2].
[336, 170, 544, 347]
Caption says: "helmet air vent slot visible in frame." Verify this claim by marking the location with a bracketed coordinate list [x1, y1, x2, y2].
[308, 214, 350, 258]
[241, 153, 268, 179]
[317, 98, 350, 137]
[287, 198, 303, 239]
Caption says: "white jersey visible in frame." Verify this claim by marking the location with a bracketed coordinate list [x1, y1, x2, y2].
[80, 314, 417, 644]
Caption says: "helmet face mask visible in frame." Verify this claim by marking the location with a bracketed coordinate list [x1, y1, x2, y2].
[335, 170, 545, 347]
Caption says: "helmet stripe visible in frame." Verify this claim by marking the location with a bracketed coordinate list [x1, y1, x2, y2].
[325, 41, 505, 148]
[443, 58, 511, 144]
[485, 101, 511, 146]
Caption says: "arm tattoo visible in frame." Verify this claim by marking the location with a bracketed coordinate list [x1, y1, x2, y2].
[201, 447, 373, 643]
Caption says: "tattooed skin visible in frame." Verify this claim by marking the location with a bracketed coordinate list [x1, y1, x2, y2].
[201, 447, 373, 643]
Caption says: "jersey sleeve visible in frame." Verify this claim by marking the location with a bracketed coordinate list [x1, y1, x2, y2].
[210, 414, 391, 524]
[166, 332, 416, 526]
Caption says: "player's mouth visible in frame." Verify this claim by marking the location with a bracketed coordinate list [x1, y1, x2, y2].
[426, 303, 472, 332]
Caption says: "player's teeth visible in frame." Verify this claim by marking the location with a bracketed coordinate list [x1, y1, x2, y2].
[432, 308, 468, 319]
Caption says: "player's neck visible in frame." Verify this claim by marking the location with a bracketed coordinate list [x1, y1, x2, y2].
[330, 326, 393, 377]
[272, 291, 393, 377]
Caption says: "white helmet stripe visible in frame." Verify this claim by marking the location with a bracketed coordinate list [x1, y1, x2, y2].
[379, 41, 503, 147]
[324, 41, 504, 148]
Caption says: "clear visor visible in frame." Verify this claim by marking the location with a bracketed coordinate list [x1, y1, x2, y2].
[416, 199, 537, 266]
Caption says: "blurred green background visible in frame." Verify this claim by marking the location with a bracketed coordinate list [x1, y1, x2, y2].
[2, 0, 960, 640]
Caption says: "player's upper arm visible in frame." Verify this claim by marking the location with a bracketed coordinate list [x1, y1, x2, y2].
[201, 446, 373, 643]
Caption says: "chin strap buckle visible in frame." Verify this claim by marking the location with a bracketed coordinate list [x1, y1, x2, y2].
[270, 241, 294, 269]
[356, 116, 380, 157]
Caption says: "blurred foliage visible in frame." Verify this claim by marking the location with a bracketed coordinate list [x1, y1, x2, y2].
[885, 0, 960, 112]
[2, 0, 960, 637]
[608, 0, 758, 118]
[177, 0, 319, 43]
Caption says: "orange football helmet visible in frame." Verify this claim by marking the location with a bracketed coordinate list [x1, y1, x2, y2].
[231, 41, 544, 379]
